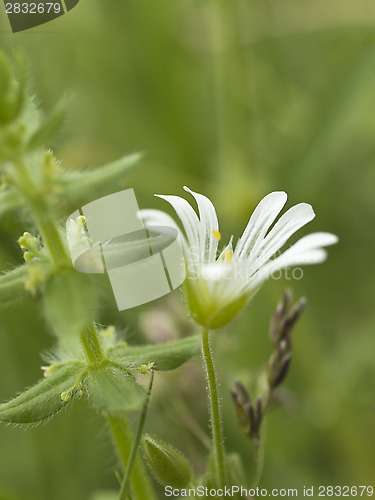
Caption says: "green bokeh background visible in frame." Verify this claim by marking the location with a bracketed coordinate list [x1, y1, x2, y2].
[1, 0, 375, 498]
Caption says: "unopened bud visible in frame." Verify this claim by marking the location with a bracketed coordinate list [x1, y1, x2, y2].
[142, 434, 192, 488]
[23, 251, 33, 263]
[270, 291, 305, 344]
[60, 391, 71, 403]
[231, 381, 262, 445]
[140, 362, 154, 375]
[18, 232, 32, 249]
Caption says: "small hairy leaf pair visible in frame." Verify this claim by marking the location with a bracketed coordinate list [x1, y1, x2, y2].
[0, 335, 200, 424]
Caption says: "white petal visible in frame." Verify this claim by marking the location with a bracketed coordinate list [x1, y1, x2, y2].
[184, 186, 219, 262]
[155, 194, 200, 254]
[138, 209, 181, 234]
[246, 231, 338, 292]
[282, 232, 339, 253]
[251, 202, 315, 271]
[234, 191, 287, 259]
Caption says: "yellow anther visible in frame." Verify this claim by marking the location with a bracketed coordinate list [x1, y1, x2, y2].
[224, 248, 233, 264]
[212, 230, 221, 241]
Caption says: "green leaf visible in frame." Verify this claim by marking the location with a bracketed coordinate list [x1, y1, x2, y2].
[86, 364, 147, 413]
[43, 269, 98, 349]
[57, 152, 143, 203]
[0, 361, 85, 424]
[0, 52, 27, 125]
[27, 98, 66, 150]
[0, 265, 29, 306]
[107, 335, 201, 371]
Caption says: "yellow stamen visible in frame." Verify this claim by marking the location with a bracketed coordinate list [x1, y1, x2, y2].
[212, 230, 221, 241]
[224, 248, 233, 263]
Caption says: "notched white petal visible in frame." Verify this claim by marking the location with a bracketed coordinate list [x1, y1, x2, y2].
[252, 202, 316, 270]
[183, 186, 219, 263]
[235, 191, 288, 259]
[246, 230, 338, 293]
[155, 194, 200, 252]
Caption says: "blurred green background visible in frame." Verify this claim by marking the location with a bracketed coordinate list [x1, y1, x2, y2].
[1, 0, 375, 498]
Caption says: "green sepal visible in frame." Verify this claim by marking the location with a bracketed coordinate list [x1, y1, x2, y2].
[184, 278, 247, 330]
[57, 152, 142, 203]
[0, 361, 85, 424]
[85, 364, 147, 413]
[27, 98, 66, 150]
[107, 335, 200, 371]
[141, 433, 193, 489]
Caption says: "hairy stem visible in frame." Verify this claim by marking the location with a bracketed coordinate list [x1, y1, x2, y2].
[118, 372, 154, 500]
[201, 328, 226, 487]
[108, 415, 155, 500]
[80, 323, 105, 365]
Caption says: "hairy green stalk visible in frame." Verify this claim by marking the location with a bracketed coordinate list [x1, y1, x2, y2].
[201, 328, 227, 487]
[80, 323, 105, 365]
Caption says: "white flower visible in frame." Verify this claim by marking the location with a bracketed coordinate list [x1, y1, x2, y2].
[140, 187, 338, 329]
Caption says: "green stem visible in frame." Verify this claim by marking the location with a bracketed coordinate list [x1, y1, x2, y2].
[34, 210, 69, 265]
[80, 323, 105, 365]
[13, 159, 69, 266]
[108, 415, 155, 500]
[118, 372, 154, 500]
[201, 328, 226, 487]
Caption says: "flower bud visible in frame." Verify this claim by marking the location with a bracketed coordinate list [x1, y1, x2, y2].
[141, 433, 192, 488]
[23, 251, 33, 263]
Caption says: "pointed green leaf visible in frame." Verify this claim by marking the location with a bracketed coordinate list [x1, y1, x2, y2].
[86, 365, 147, 413]
[0, 361, 85, 424]
[107, 335, 200, 371]
[58, 153, 142, 203]
[27, 98, 66, 150]
[0, 52, 26, 125]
